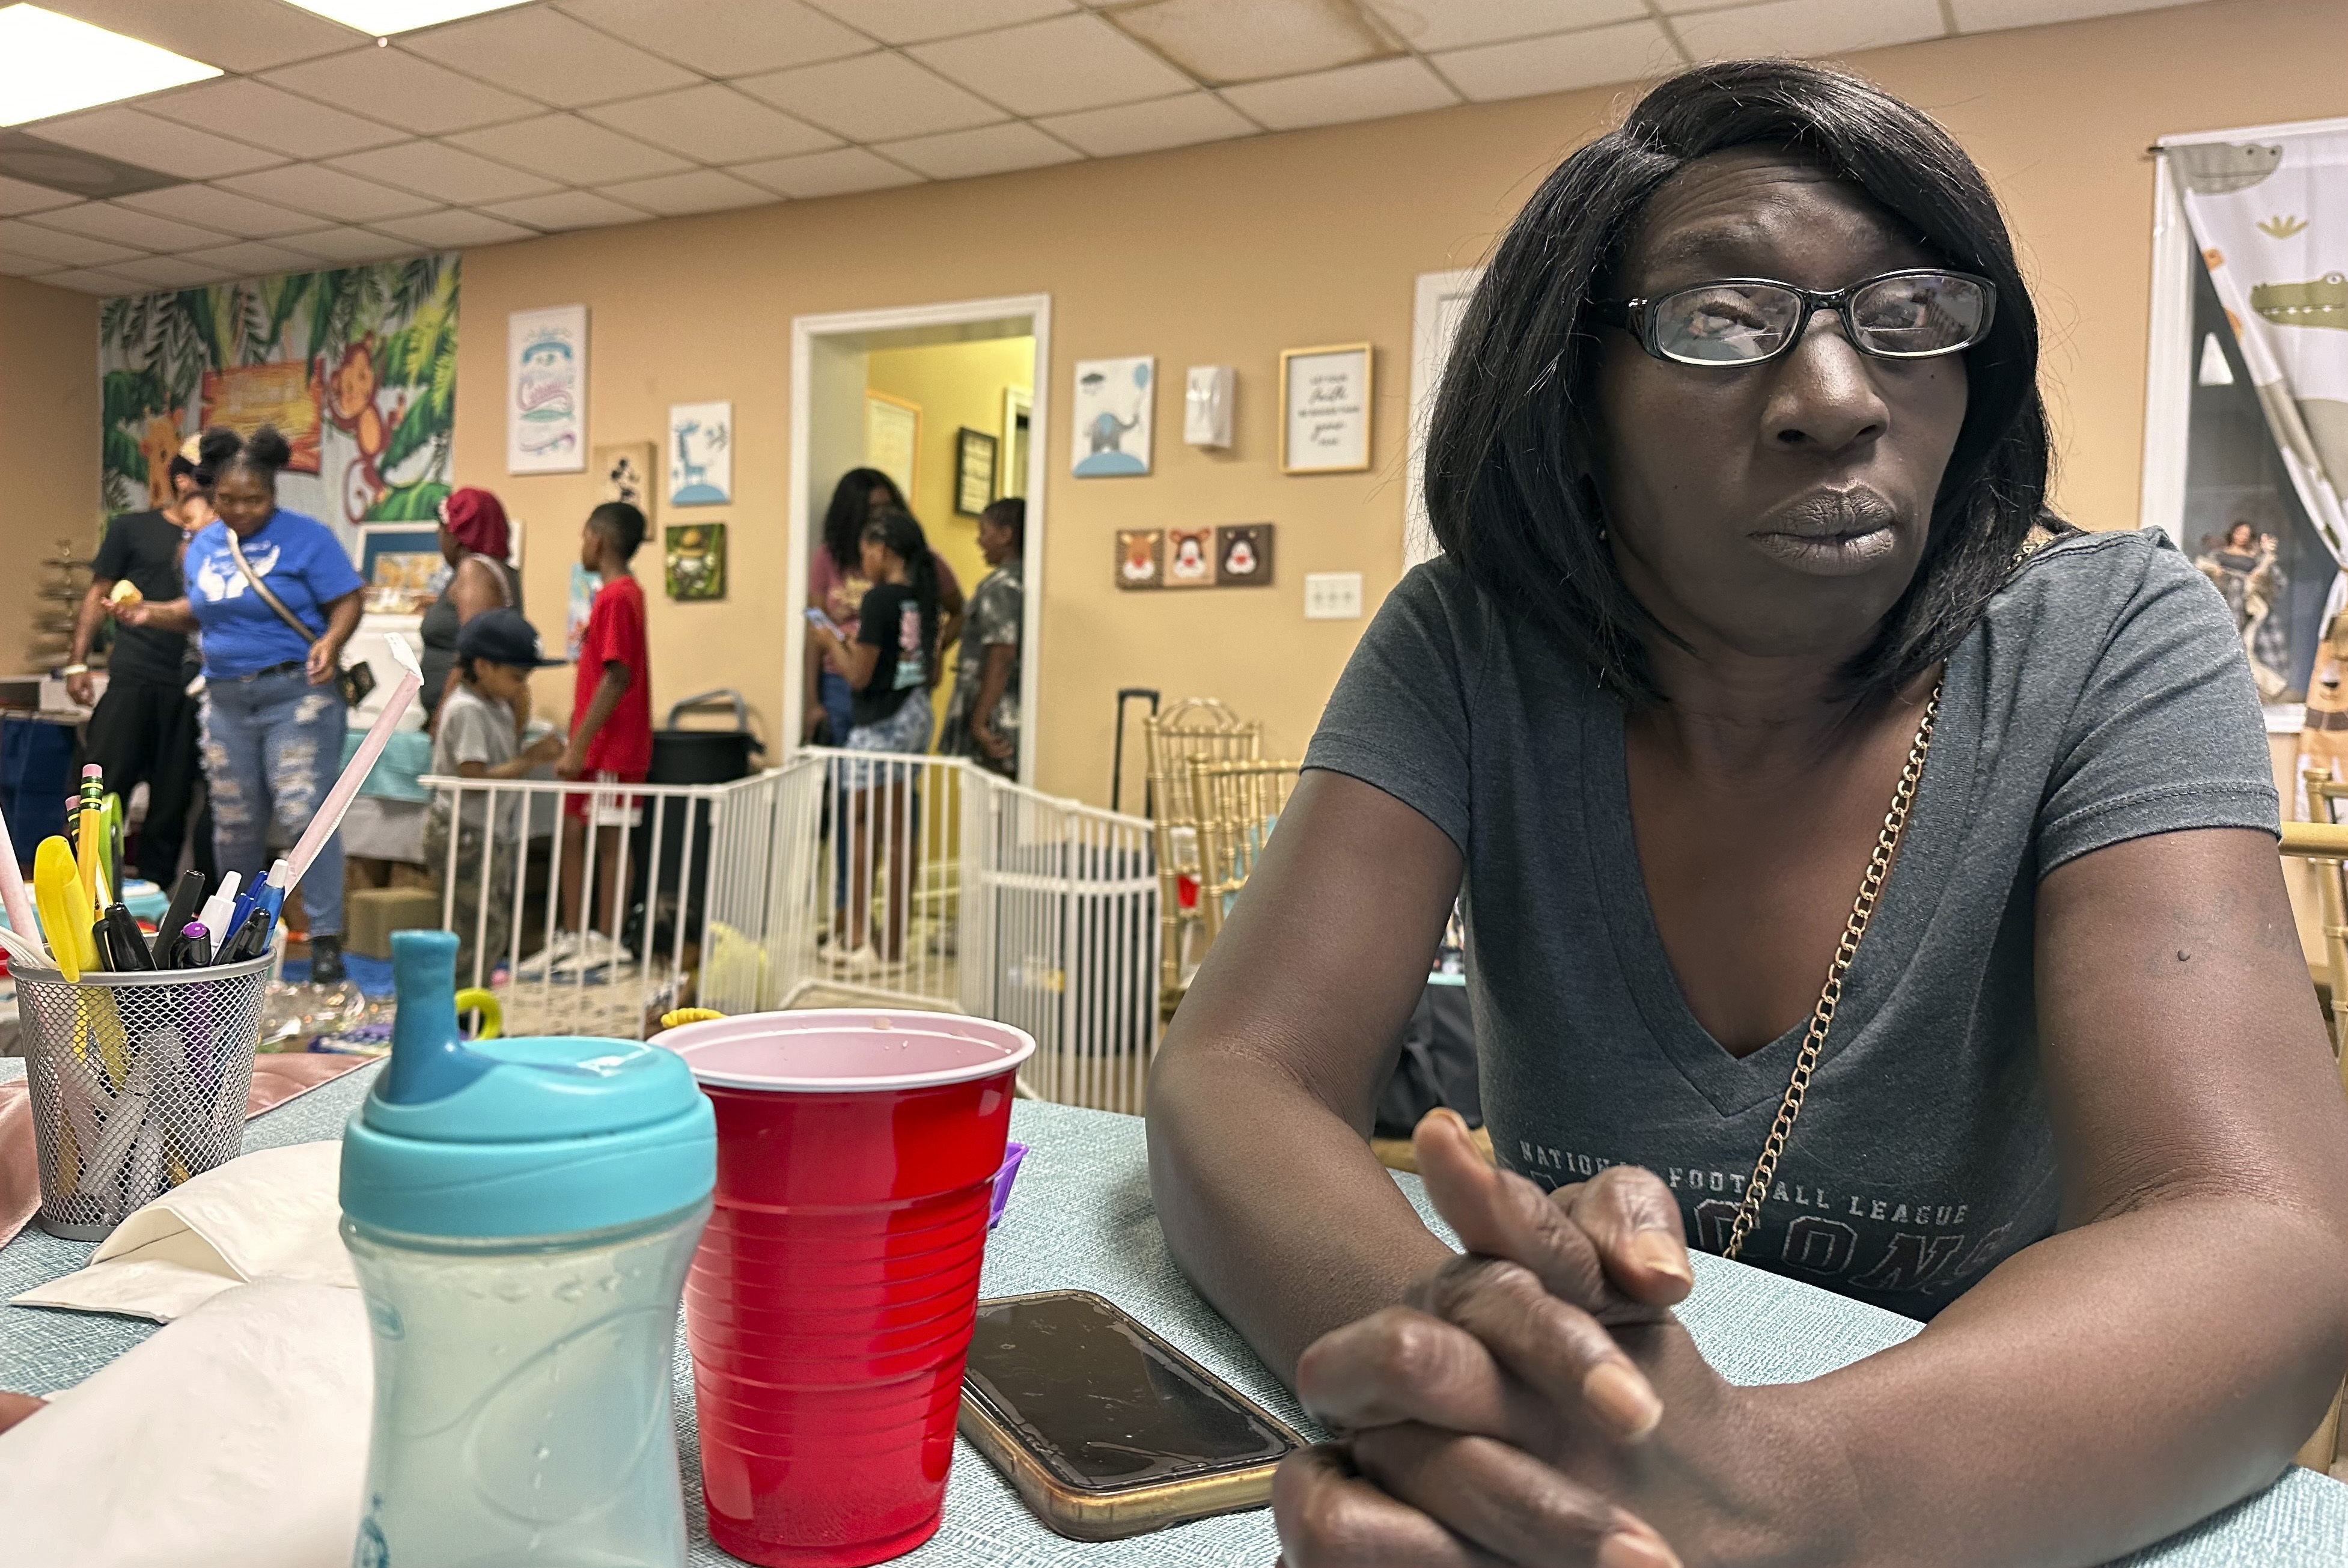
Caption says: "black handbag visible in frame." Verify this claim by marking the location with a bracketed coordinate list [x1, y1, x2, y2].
[224, 531, 375, 706]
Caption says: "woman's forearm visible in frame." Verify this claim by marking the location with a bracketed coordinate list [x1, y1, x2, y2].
[1148, 1049, 1454, 1385]
[322, 591, 362, 654]
[1739, 1193, 2348, 1568]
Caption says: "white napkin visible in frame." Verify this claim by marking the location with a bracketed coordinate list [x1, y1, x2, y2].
[13, 1141, 355, 1320]
[0, 1278, 370, 1568]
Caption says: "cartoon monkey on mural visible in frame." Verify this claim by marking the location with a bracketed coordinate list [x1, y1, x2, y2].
[317, 335, 406, 520]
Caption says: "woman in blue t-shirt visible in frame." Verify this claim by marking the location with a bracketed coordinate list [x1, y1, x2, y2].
[148, 427, 364, 982]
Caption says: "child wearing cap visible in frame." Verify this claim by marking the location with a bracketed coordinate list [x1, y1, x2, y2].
[426, 606, 565, 984]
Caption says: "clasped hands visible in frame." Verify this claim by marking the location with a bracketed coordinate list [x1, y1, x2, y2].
[1275, 1111, 1771, 1568]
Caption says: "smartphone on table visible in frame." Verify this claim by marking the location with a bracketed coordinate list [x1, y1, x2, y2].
[959, 1289, 1305, 1541]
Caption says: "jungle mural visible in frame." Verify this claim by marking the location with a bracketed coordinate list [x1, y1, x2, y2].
[97, 254, 458, 550]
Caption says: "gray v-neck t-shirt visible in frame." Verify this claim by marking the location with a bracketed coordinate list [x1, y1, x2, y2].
[1305, 529, 2278, 1320]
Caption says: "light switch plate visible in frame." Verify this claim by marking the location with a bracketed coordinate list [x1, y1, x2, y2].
[1304, 572, 1362, 620]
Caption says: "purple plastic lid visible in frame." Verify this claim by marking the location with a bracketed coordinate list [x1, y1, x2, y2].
[989, 1142, 1027, 1231]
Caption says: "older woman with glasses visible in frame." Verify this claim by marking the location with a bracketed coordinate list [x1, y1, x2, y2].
[1147, 60, 2348, 1568]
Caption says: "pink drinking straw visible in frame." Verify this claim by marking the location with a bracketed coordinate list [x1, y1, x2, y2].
[284, 634, 424, 889]
[0, 799, 41, 951]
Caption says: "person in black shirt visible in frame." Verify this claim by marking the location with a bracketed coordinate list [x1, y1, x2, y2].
[64, 430, 231, 885]
[804, 507, 940, 971]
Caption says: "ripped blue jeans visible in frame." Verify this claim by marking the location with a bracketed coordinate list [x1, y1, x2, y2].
[201, 668, 346, 939]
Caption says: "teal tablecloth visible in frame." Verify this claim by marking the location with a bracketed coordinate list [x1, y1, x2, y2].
[1, 1061, 2341, 1566]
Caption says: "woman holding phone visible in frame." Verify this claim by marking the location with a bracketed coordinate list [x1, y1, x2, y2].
[805, 507, 942, 974]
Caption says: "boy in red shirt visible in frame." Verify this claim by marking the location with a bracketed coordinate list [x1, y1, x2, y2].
[556, 501, 653, 956]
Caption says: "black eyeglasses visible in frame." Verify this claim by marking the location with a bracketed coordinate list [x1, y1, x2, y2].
[1596, 269, 1997, 366]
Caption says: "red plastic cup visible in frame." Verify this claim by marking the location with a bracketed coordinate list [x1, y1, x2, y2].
[658, 1008, 1034, 1567]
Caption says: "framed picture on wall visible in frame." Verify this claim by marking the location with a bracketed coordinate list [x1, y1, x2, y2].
[596, 441, 656, 522]
[865, 391, 919, 498]
[665, 522, 726, 600]
[1281, 343, 1373, 474]
[1072, 356, 1153, 477]
[1216, 523, 1274, 586]
[955, 427, 998, 515]
[667, 401, 731, 505]
[1165, 525, 1215, 587]
[507, 305, 586, 474]
[1116, 529, 1163, 589]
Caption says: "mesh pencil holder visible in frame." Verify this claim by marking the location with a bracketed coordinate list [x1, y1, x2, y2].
[17, 954, 275, 1241]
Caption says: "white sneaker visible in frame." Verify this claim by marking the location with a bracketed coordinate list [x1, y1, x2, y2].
[517, 930, 638, 980]
[826, 944, 900, 979]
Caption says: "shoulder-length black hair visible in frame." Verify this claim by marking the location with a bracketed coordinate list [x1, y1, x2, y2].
[823, 467, 908, 573]
[1424, 59, 2051, 706]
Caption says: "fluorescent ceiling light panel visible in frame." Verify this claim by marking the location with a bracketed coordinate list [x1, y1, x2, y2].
[279, 1, 536, 35]
[0, 5, 222, 127]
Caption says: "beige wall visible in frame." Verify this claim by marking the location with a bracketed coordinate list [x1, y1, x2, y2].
[444, 0, 2345, 804]
[0, 276, 101, 671]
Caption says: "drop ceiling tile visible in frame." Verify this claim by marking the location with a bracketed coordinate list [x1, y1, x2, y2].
[330, 141, 560, 204]
[1113, 0, 1396, 86]
[402, 7, 698, 108]
[1949, 0, 2201, 27]
[584, 84, 840, 163]
[40, 267, 147, 295]
[276, 226, 422, 264]
[263, 48, 539, 136]
[1366, 0, 1648, 50]
[218, 163, 441, 222]
[553, 0, 871, 76]
[804, 0, 1074, 44]
[30, 109, 282, 181]
[0, 218, 141, 267]
[481, 188, 651, 228]
[447, 113, 691, 185]
[180, 240, 327, 281]
[734, 52, 1003, 142]
[1432, 18, 1679, 100]
[0, 251, 63, 277]
[593, 168, 778, 216]
[0, 177, 80, 216]
[910, 13, 1192, 115]
[728, 146, 923, 198]
[36, 0, 358, 74]
[874, 121, 1082, 180]
[1673, 0, 1945, 58]
[106, 254, 237, 288]
[120, 184, 327, 238]
[371, 209, 537, 248]
[1219, 56, 1459, 132]
[22, 201, 225, 251]
[139, 79, 406, 159]
[1034, 90, 1255, 157]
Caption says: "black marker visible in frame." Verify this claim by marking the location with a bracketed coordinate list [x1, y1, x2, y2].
[223, 908, 269, 962]
[155, 869, 206, 966]
[176, 920, 212, 969]
[105, 903, 155, 971]
[90, 917, 114, 972]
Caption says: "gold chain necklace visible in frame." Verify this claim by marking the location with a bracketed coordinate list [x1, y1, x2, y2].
[1719, 679, 1942, 1262]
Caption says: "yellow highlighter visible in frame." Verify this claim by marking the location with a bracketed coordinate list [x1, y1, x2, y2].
[34, 835, 97, 982]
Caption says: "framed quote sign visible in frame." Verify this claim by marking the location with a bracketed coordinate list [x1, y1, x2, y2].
[1280, 343, 1372, 474]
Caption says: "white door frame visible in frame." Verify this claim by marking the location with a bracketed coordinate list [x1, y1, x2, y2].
[787, 292, 1052, 787]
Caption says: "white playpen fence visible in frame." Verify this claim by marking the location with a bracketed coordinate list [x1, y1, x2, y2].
[418, 751, 1161, 1111]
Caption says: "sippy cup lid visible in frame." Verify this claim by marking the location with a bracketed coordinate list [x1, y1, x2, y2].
[340, 931, 713, 1238]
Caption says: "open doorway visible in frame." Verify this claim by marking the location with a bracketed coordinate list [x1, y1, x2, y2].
[787, 294, 1050, 786]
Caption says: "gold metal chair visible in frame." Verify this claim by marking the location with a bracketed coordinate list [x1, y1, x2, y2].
[2279, 788, 2348, 1473]
[1189, 757, 1302, 953]
[1142, 701, 1260, 1016]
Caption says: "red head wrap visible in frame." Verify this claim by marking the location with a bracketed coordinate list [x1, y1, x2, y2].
[439, 487, 510, 561]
